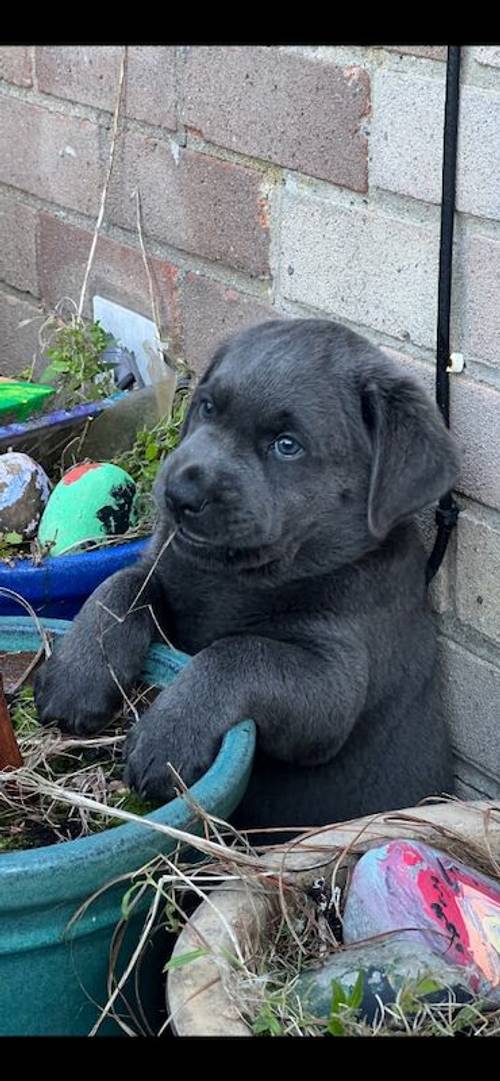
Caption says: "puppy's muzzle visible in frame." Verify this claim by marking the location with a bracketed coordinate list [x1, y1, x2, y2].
[164, 465, 212, 522]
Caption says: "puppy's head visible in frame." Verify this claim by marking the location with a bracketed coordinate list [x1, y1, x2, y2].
[155, 320, 460, 578]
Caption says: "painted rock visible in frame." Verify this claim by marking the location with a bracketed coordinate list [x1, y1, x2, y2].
[37, 461, 137, 556]
[0, 452, 50, 540]
[343, 840, 500, 1003]
[295, 935, 472, 1024]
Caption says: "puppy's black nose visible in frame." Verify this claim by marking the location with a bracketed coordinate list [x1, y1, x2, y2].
[165, 468, 210, 520]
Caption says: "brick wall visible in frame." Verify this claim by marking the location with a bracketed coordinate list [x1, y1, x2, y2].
[0, 45, 499, 798]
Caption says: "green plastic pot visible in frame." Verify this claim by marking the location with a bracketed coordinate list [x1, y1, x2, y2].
[0, 617, 256, 1036]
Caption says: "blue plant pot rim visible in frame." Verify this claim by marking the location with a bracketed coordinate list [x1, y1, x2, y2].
[0, 617, 256, 899]
[0, 393, 122, 442]
[0, 537, 149, 577]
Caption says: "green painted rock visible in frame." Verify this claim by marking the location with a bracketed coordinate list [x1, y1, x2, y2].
[0, 452, 51, 540]
[37, 462, 137, 556]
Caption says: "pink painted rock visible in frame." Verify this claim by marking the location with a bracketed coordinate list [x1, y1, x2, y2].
[343, 840, 500, 1002]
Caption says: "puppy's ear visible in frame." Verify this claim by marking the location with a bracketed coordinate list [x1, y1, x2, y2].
[361, 371, 461, 540]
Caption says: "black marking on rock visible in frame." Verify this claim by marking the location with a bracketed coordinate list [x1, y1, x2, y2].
[96, 481, 136, 536]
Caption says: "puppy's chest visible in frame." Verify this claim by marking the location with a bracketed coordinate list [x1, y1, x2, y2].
[164, 575, 301, 655]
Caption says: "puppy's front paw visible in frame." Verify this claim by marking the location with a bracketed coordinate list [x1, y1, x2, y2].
[124, 696, 217, 805]
[124, 723, 176, 804]
[33, 642, 119, 735]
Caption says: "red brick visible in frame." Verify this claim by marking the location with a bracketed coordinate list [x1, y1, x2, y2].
[35, 46, 121, 110]
[0, 97, 102, 217]
[179, 272, 276, 374]
[107, 134, 270, 276]
[38, 213, 182, 355]
[0, 289, 44, 376]
[0, 193, 39, 295]
[126, 47, 177, 129]
[181, 46, 369, 191]
[0, 46, 33, 87]
[35, 46, 177, 129]
[386, 46, 447, 60]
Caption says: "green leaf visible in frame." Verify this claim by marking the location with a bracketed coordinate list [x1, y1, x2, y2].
[120, 882, 144, 919]
[252, 1007, 284, 1036]
[3, 532, 23, 545]
[326, 975, 365, 1037]
[330, 978, 349, 1010]
[327, 980, 348, 1036]
[266, 1015, 283, 1036]
[217, 946, 245, 970]
[452, 1005, 478, 1032]
[413, 977, 442, 999]
[349, 970, 365, 1010]
[163, 902, 182, 934]
[327, 1015, 345, 1037]
[49, 359, 71, 373]
[163, 948, 209, 973]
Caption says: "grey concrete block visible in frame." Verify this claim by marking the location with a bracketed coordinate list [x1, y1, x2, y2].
[437, 635, 500, 779]
[371, 71, 500, 220]
[456, 510, 500, 647]
[280, 192, 440, 348]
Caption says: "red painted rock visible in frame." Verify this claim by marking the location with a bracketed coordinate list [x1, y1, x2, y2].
[343, 840, 500, 1002]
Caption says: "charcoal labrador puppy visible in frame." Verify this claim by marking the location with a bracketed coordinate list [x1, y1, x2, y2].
[33, 319, 461, 830]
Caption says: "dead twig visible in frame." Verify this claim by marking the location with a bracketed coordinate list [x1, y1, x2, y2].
[78, 47, 128, 317]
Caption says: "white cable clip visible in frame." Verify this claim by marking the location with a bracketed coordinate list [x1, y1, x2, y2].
[447, 352, 465, 373]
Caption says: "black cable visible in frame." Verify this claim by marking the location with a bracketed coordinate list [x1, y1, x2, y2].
[426, 46, 462, 585]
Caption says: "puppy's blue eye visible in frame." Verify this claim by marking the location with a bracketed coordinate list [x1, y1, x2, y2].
[199, 399, 215, 419]
[273, 435, 304, 459]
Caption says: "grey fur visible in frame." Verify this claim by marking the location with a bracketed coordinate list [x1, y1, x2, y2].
[34, 320, 461, 830]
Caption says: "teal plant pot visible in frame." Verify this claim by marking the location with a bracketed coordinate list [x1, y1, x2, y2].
[0, 617, 256, 1036]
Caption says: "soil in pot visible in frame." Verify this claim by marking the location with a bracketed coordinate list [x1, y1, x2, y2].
[0, 648, 158, 852]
